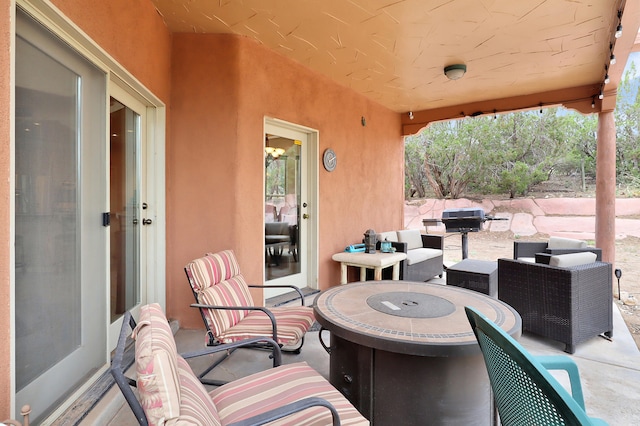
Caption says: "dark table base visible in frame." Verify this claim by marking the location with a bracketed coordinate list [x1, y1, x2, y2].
[330, 335, 493, 425]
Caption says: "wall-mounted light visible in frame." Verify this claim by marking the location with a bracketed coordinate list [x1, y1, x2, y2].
[444, 64, 467, 80]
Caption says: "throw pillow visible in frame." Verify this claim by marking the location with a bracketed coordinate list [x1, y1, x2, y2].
[547, 236, 587, 249]
[549, 251, 597, 267]
[397, 229, 423, 250]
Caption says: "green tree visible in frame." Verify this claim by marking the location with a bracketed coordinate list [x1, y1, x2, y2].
[615, 62, 640, 191]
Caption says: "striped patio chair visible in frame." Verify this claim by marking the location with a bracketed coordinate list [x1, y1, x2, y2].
[184, 250, 315, 367]
[111, 303, 368, 426]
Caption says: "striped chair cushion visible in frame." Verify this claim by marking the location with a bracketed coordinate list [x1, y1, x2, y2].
[175, 356, 222, 425]
[217, 306, 316, 345]
[210, 362, 369, 425]
[196, 275, 255, 337]
[187, 250, 243, 292]
[133, 303, 181, 426]
[186, 251, 255, 338]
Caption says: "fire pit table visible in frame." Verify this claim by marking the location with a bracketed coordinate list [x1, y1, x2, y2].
[314, 280, 521, 425]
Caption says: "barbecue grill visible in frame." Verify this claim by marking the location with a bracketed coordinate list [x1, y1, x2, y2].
[442, 208, 507, 259]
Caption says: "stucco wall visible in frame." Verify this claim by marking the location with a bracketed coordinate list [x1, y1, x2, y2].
[51, 0, 172, 102]
[168, 33, 404, 329]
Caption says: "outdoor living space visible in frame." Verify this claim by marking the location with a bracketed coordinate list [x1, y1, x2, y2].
[87, 279, 640, 425]
[6, 1, 640, 424]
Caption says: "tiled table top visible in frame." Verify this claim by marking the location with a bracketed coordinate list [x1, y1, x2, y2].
[314, 280, 521, 357]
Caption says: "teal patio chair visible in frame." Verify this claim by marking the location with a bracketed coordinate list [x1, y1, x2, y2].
[465, 306, 607, 426]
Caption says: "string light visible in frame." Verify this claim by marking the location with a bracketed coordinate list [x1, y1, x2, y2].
[615, 10, 623, 38]
[610, 43, 616, 64]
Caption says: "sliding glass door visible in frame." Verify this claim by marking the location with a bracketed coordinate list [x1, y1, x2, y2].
[15, 9, 107, 421]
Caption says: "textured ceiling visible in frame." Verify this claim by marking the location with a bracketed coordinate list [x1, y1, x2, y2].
[151, 0, 636, 114]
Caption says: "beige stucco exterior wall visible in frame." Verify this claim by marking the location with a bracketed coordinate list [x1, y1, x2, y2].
[168, 33, 404, 329]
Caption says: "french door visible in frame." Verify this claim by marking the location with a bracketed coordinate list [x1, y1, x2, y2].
[264, 119, 318, 298]
[15, 9, 107, 421]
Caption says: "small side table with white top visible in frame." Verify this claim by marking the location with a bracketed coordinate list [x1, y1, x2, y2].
[332, 251, 407, 284]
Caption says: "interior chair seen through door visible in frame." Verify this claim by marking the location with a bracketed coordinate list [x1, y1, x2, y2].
[465, 306, 607, 426]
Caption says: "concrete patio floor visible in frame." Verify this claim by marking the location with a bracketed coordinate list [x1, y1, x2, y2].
[84, 279, 640, 426]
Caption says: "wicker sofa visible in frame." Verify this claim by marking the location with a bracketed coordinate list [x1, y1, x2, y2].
[498, 254, 613, 354]
[376, 229, 444, 281]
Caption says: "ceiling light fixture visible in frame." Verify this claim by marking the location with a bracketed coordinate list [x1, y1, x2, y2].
[599, 90, 604, 100]
[408, 111, 414, 120]
[604, 74, 610, 84]
[265, 135, 285, 159]
[444, 64, 467, 80]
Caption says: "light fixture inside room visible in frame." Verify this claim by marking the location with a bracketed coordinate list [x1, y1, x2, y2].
[265, 135, 285, 158]
[408, 111, 414, 120]
[265, 146, 285, 158]
[444, 64, 467, 80]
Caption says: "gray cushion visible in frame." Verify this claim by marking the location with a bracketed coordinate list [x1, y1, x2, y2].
[548, 236, 587, 249]
[549, 252, 597, 267]
[405, 248, 442, 265]
[397, 229, 423, 250]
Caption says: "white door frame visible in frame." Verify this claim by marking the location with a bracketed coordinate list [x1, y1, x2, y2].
[264, 117, 319, 296]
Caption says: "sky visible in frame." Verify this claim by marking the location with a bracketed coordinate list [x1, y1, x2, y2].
[623, 51, 640, 78]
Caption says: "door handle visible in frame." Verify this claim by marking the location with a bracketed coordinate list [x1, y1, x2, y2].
[303, 213, 310, 219]
[142, 218, 153, 225]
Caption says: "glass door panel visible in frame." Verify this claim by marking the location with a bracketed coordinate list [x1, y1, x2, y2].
[109, 97, 141, 322]
[15, 9, 107, 422]
[107, 84, 148, 350]
[264, 120, 311, 298]
[265, 136, 301, 281]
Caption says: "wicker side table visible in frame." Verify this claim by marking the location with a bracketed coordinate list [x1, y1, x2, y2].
[447, 259, 498, 297]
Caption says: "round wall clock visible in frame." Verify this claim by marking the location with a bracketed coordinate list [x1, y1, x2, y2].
[323, 148, 337, 172]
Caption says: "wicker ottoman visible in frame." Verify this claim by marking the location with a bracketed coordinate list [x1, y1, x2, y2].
[446, 259, 498, 297]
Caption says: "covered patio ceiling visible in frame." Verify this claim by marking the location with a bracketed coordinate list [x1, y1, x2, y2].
[152, 0, 640, 131]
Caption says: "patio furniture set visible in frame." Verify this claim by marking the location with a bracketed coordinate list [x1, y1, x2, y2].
[110, 235, 612, 424]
